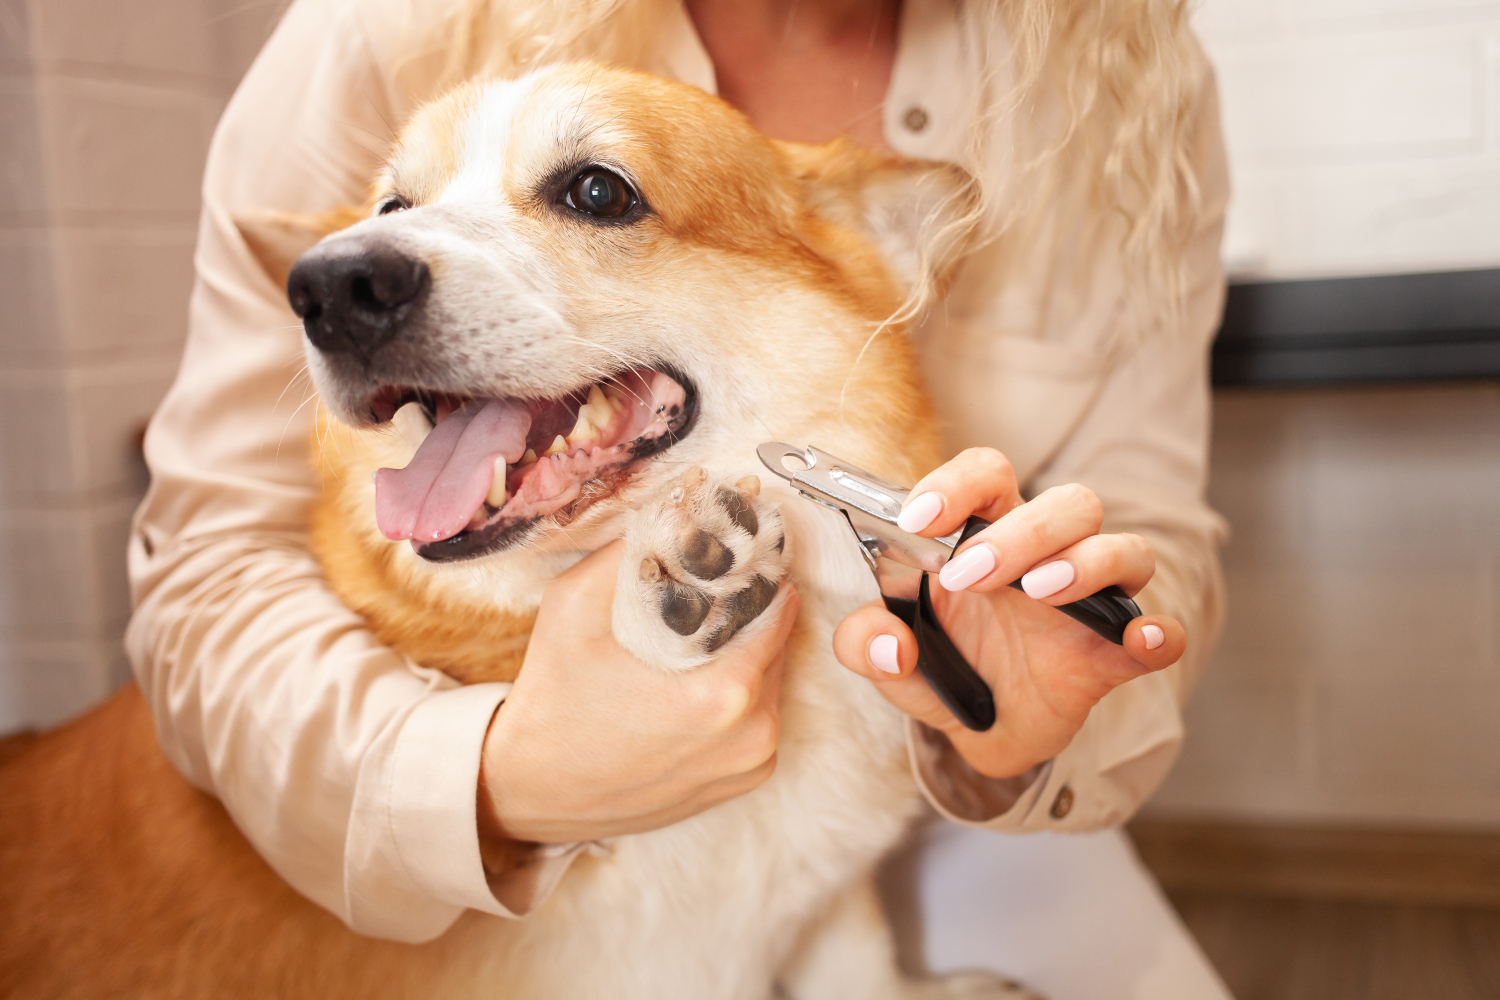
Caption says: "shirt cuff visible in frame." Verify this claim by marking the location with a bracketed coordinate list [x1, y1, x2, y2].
[908, 668, 1184, 832]
[907, 717, 1053, 825]
[345, 679, 513, 939]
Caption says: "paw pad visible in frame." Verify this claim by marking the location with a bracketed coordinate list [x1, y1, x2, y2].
[705, 575, 779, 652]
[660, 580, 714, 636]
[717, 487, 759, 538]
[681, 528, 735, 580]
[615, 469, 790, 667]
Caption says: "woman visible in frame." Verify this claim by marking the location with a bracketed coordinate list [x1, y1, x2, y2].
[127, 0, 1229, 993]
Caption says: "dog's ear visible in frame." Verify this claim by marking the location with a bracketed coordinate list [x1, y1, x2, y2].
[778, 139, 979, 297]
[232, 205, 366, 289]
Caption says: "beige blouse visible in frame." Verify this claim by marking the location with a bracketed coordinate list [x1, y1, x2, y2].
[126, 0, 1230, 944]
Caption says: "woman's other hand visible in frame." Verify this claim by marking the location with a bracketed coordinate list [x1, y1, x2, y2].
[832, 447, 1184, 779]
[479, 541, 798, 845]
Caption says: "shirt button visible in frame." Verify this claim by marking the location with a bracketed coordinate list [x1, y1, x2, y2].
[903, 106, 929, 133]
[1050, 785, 1074, 819]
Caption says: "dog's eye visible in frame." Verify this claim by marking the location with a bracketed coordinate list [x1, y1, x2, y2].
[564, 169, 636, 219]
[378, 196, 410, 216]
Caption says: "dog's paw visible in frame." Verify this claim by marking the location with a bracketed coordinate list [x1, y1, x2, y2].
[612, 467, 788, 670]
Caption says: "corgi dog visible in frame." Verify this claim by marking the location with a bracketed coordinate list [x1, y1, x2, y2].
[0, 63, 1032, 1000]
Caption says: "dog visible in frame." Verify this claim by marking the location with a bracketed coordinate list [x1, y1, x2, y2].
[0, 63, 1034, 1000]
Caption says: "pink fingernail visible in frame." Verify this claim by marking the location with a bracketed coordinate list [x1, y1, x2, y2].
[938, 543, 997, 591]
[868, 634, 901, 674]
[1020, 561, 1074, 600]
[897, 491, 943, 533]
[1142, 624, 1164, 650]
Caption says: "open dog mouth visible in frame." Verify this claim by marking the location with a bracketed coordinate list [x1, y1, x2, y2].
[369, 368, 695, 562]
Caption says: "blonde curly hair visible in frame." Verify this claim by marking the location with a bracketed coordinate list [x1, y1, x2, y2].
[415, 0, 1203, 328]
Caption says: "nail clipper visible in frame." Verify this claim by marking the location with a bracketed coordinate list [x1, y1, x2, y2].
[757, 442, 1142, 732]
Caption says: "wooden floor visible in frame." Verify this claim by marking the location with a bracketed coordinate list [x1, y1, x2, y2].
[1169, 891, 1500, 1000]
[1129, 820, 1500, 1000]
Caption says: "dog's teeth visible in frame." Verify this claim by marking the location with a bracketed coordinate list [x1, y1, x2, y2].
[486, 456, 509, 508]
[392, 401, 433, 449]
[567, 413, 598, 444]
[602, 383, 629, 412]
[574, 386, 613, 435]
[543, 435, 568, 457]
[519, 448, 538, 466]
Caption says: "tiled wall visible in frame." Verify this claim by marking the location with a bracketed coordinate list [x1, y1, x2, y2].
[1199, 0, 1500, 279]
[0, 0, 281, 730]
[1149, 1, 1500, 828]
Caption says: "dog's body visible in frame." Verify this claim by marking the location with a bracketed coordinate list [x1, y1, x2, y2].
[1, 64, 1027, 999]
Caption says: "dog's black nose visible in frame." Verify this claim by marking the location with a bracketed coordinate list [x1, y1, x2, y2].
[287, 237, 429, 358]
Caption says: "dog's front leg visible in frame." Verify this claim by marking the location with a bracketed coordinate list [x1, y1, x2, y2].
[611, 466, 790, 671]
[777, 875, 1043, 1000]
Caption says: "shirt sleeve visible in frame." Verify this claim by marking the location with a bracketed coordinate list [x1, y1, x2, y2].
[913, 37, 1231, 831]
[124, 0, 554, 941]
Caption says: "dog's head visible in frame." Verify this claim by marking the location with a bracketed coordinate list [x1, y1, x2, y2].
[241, 62, 971, 568]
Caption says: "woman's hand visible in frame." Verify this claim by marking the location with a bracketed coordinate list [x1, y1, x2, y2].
[479, 540, 798, 845]
[832, 448, 1184, 779]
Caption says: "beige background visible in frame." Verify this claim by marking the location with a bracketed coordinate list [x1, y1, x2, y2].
[1, 0, 1497, 831]
[1149, 383, 1500, 829]
[1144, 0, 1500, 830]
[0, 0, 282, 728]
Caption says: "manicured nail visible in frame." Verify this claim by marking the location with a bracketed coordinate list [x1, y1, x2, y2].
[1142, 624, 1164, 650]
[938, 543, 997, 591]
[868, 634, 901, 674]
[1020, 561, 1075, 600]
[896, 491, 943, 533]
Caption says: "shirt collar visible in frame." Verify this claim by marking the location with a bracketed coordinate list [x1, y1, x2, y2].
[884, 0, 984, 163]
[647, 3, 718, 95]
[651, 0, 993, 165]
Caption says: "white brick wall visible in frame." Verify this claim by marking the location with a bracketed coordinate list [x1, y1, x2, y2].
[1199, 0, 1500, 278]
[0, 0, 281, 730]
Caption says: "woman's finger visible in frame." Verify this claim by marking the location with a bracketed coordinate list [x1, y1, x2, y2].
[895, 447, 1022, 537]
[1121, 615, 1186, 672]
[831, 602, 918, 681]
[937, 483, 1104, 593]
[1016, 532, 1156, 604]
[831, 602, 961, 729]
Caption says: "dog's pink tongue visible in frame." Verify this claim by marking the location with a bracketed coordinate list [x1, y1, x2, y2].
[374, 399, 531, 542]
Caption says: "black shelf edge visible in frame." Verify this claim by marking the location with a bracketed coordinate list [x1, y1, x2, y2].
[1211, 269, 1500, 387]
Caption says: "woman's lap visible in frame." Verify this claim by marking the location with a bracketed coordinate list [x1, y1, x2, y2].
[879, 820, 1233, 1000]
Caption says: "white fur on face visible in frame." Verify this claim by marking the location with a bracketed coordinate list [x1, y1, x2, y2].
[309, 73, 683, 426]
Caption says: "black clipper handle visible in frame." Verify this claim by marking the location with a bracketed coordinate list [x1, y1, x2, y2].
[882, 516, 1144, 732]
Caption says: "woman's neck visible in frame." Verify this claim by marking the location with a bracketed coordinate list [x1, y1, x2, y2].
[684, 0, 901, 150]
